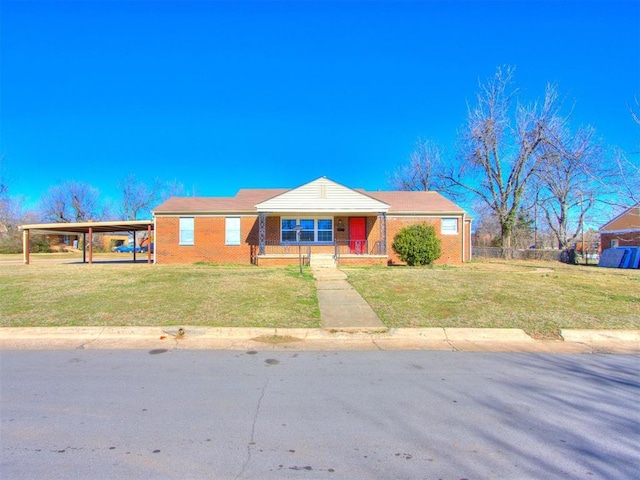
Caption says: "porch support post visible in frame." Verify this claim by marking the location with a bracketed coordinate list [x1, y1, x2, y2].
[258, 212, 267, 255]
[147, 224, 152, 264]
[378, 212, 387, 255]
[23, 229, 30, 265]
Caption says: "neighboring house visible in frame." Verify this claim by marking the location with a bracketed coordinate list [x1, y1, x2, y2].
[45, 233, 80, 249]
[102, 234, 131, 250]
[153, 177, 472, 266]
[599, 204, 640, 249]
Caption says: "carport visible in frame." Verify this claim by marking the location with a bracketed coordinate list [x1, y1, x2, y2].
[19, 220, 154, 265]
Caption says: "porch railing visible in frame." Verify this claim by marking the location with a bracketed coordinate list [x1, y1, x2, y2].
[251, 240, 384, 265]
[334, 240, 385, 258]
[258, 240, 312, 256]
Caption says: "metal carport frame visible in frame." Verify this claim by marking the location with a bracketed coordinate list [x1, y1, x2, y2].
[19, 220, 154, 265]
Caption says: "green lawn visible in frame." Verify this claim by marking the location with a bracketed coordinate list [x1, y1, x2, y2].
[0, 262, 320, 328]
[1, 257, 638, 339]
[343, 260, 640, 338]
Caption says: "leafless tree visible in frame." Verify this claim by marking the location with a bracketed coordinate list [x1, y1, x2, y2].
[535, 125, 601, 249]
[0, 170, 7, 201]
[610, 150, 640, 207]
[589, 101, 640, 215]
[390, 138, 447, 192]
[446, 66, 562, 249]
[39, 181, 104, 222]
[159, 178, 186, 201]
[118, 175, 186, 220]
[0, 157, 9, 228]
[118, 174, 158, 220]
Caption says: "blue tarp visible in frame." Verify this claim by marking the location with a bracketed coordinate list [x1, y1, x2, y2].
[599, 247, 640, 269]
[629, 247, 640, 269]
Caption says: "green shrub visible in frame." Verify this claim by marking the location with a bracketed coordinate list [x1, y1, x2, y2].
[31, 239, 52, 253]
[392, 223, 442, 266]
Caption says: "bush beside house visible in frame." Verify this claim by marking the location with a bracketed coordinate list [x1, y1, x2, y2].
[392, 223, 442, 266]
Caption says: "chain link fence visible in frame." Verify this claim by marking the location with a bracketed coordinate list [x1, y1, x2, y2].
[472, 247, 566, 262]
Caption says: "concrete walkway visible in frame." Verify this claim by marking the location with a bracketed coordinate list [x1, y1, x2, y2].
[312, 266, 388, 333]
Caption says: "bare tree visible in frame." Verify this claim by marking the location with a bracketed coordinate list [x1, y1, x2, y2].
[610, 150, 640, 207]
[118, 174, 158, 220]
[160, 178, 186, 200]
[39, 181, 104, 222]
[118, 175, 186, 220]
[536, 125, 600, 249]
[390, 138, 447, 191]
[0, 161, 7, 200]
[0, 156, 9, 227]
[590, 98, 640, 214]
[446, 66, 562, 249]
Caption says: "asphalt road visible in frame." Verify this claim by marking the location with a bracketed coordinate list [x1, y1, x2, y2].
[1, 350, 638, 480]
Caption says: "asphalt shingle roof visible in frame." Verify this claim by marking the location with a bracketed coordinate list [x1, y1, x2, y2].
[153, 188, 465, 215]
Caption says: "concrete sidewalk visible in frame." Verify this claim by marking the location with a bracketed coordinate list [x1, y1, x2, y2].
[0, 326, 638, 354]
[312, 266, 387, 333]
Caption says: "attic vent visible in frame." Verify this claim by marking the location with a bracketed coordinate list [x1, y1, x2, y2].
[319, 185, 327, 198]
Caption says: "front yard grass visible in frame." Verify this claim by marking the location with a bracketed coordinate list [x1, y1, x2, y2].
[0, 263, 320, 328]
[1, 258, 638, 339]
[343, 260, 640, 338]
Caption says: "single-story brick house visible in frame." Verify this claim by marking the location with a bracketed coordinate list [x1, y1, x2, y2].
[599, 204, 640, 249]
[152, 177, 472, 266]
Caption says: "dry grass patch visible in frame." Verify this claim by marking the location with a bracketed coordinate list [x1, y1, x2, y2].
[0, 263, 320, 328]
[343, 260, 640, 339]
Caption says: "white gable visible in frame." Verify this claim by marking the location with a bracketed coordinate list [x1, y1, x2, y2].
[256, 177, 389, 213]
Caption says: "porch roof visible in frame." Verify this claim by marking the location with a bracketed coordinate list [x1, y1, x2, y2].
[255, 177, 390, 213]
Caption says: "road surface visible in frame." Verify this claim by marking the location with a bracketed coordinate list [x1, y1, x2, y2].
[1, 350, 638, 479]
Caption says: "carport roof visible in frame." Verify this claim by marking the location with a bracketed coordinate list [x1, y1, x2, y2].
[19, 220, 154, 235]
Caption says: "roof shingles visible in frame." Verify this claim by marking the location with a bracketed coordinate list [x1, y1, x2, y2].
[153, 188, 465, 215]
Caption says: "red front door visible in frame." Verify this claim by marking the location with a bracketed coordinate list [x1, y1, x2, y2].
[349, 217, 366, 254]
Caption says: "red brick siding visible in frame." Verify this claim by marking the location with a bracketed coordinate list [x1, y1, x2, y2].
[155, 216, 258, 264]
[600, 232, 640, 249]
[156, 213, 467, 265]
[386, 216, 465, 265]
[338, 256, 387, 266]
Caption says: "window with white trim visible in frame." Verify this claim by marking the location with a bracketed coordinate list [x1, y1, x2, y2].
[225, 217, 241, 245]
[281, 218, 333, 243]
[441, 218, 458, 235]
[611, 239, 618, 248]
[179, 217, 194, 245]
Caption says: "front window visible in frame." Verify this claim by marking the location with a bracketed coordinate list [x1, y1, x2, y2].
[317, 219, 333, 242]
[442, 218, 458, 235]
[225, 217, 241, 245]
[281, 218, 333, 243]
[281, 219, 297, 242]
[179, 217, 194, 245]
[299, 219, 314, 242]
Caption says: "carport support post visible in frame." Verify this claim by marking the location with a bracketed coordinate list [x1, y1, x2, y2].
[82, 234, 86, 263]
[88, 227, 93, 264]
[23, 229, 30, 265]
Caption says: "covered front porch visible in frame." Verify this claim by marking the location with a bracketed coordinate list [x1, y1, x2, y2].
[251, 177, 391, 267]
[253, 213, 388, 267]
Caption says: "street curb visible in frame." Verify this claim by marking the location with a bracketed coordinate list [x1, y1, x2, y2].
[561, 329, 640, 342]
[0, 327, 638, 353]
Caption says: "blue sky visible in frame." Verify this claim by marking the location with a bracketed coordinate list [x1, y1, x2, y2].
[1, 0, 638, 214]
